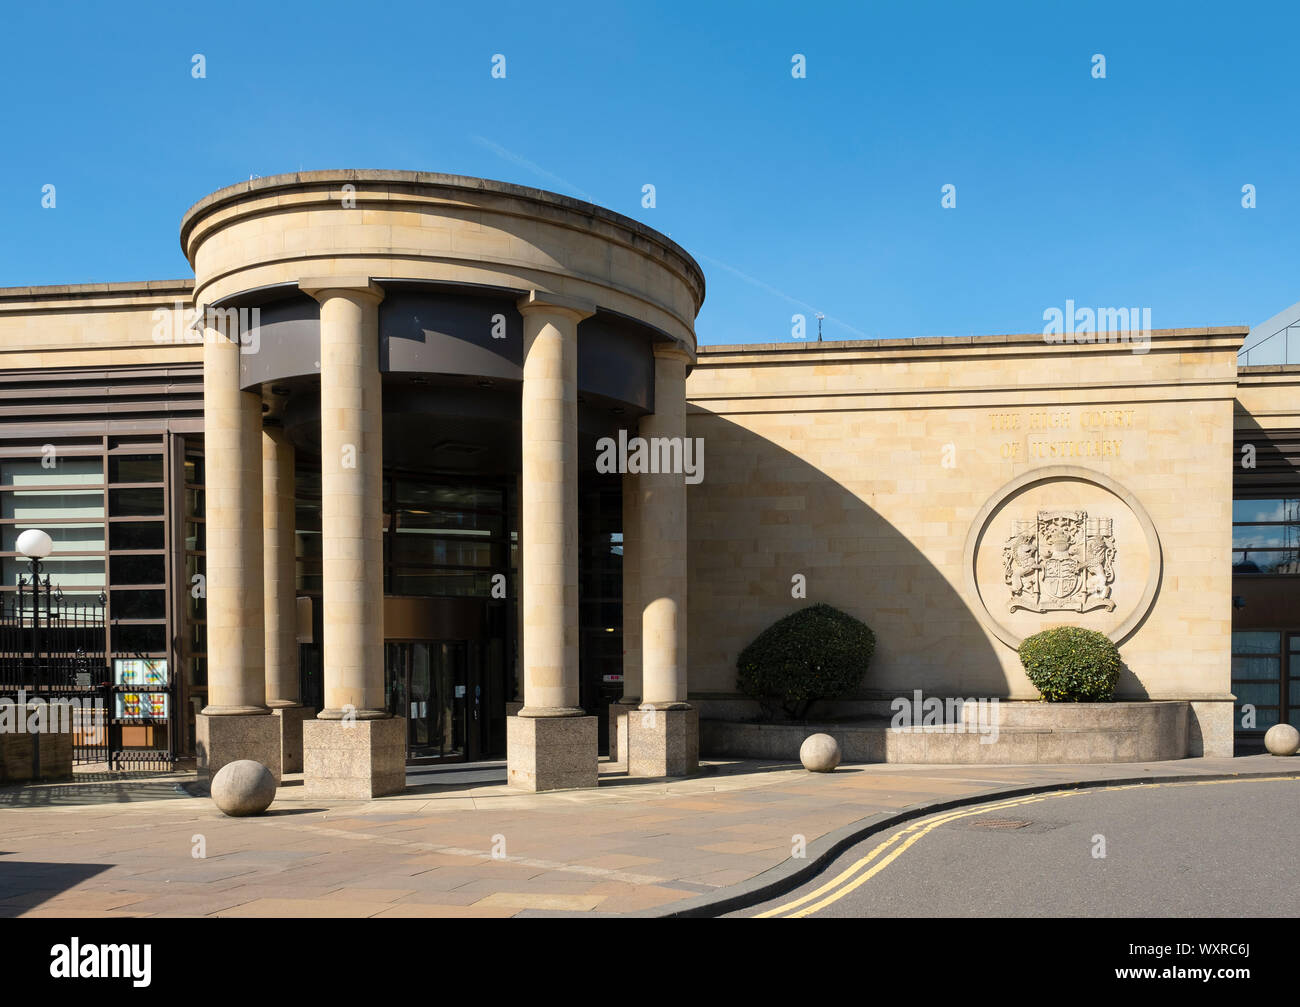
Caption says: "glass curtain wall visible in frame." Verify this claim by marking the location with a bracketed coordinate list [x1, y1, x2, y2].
[0, 435, 176, 756]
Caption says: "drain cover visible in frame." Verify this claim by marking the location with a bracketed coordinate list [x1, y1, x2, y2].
[970, 818, 1032, 830]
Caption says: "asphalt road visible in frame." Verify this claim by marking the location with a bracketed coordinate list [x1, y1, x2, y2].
[739, 777, 1300, 917]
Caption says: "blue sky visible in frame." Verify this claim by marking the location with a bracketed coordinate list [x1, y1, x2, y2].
[1, 0, 1296, 347]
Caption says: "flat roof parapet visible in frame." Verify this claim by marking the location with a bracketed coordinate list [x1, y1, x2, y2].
[697, 326, 1249, 357]
[0, 279, 194, 302]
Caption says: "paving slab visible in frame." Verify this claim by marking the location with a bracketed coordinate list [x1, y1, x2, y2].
[0, 754, 1295, 917]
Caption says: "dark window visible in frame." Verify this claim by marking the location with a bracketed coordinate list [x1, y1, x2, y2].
[111, 589, 166, 620]
[110, 553, 166, 585]
[186, 620, 207, 654]
[1232, 498, 1300, 574]
[113, 622, 166, 655]
[110, 521, 165, 550]
[110, 487, 165, 517]
[109, 454, 164, 484]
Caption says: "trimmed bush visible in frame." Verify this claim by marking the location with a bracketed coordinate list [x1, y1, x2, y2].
[1018, 625, 1120, 702]
[736, 603, 875, 720]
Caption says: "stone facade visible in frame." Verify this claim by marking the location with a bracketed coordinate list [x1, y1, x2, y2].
[686, 330, 1243, 756]
[1, 172, 1294, 782]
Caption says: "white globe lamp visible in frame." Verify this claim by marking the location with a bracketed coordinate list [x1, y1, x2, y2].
[16, 528, 53, 560]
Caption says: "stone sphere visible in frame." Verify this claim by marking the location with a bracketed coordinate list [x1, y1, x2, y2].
[211, 760, 276, 816]
[1264, 723, 1300, 757]
[800, 733, 841, 773]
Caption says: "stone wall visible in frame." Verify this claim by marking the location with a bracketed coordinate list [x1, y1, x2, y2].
[685, 329, 1243, 746]
[0, 729, 73, 783]
[0, 280, 200, 368]
[701, 701, 1191, 764]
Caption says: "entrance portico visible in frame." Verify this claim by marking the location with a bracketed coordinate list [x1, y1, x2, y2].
[181, 170, 706, 796]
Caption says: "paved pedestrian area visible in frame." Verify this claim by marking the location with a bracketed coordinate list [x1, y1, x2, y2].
[0, 755, 1293, 917]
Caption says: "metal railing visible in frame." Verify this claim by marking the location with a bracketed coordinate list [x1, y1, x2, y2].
[0, 582, 108, 693]
[1, 580, 175, 772]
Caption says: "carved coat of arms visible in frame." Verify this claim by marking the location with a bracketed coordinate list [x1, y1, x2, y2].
[1002, 510, 1117, 614]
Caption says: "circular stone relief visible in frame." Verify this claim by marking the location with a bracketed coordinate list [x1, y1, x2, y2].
[962, 466, 1162, 649]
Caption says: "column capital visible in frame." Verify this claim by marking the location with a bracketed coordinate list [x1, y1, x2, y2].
[298, 276, 385, 304]
[517, 289, 596, 322]
[652, 342, 694, 364]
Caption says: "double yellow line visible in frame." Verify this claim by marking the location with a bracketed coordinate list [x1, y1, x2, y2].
[756, 775, 1299, 918]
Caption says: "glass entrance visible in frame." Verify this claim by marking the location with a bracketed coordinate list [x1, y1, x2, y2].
[1230, 629, 1300, 739]
[385, 640, 469, 762]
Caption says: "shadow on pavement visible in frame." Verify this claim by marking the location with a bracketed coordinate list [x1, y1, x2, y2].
[0, 860, 112, 918]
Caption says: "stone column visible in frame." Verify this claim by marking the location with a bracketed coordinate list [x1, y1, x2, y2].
[610, 467, 642, 764]
[298, 277, 404, 799]
[629, 346, 698, 777]
[263, 424, 311, 773]
[507, 290, 597, 792]
[196, 310, 280, 783]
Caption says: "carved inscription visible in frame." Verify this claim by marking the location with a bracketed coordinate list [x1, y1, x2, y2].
[990, 409, 1135, 460]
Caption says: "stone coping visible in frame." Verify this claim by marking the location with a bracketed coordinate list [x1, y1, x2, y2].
[0, 278, 194, 302]
[697, 325, 1248, 356]
[1237, 364, 1300, 375]
[177, 169, 705, 301]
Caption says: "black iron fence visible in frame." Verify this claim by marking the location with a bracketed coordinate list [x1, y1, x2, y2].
[0, 579, 108, 693]
[1, 573, 175, 772]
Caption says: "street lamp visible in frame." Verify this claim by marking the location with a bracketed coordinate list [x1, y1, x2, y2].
[16, 529, 52, 688]
[16, 528, 53, 564]
[15, 528, 52, 778]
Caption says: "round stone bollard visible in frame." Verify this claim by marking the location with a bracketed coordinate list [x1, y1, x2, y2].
[1263, 723, 1300, 757]
[211, 760, 277, 816]
[800, 733, 841, 773]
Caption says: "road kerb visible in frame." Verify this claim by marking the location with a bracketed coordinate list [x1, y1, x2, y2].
[635, 765, 1300, 918]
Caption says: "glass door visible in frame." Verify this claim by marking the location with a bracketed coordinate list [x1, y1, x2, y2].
[384, 641, 408, 727]
[384, 640, 469, 763]
[1230, 629, 1300, 735]
[1231, 631, 1282, 734]
[428, 640, 467, 761]
[409, 642, 433, 753]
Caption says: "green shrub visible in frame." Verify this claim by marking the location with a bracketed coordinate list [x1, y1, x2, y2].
[736, 603, 875, 720]
[1017, 625, 1120, 702]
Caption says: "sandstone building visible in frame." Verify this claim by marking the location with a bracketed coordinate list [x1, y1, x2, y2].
[0, 171, 1295, 793]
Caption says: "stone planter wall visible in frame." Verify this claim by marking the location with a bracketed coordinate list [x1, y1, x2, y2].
[701, 701, 1191, 765]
